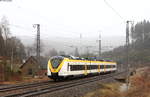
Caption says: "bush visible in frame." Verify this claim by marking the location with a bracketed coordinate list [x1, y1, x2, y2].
[125, 67, 150, 97]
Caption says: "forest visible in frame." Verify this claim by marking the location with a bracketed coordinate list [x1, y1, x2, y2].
[103, 20, 150, 68]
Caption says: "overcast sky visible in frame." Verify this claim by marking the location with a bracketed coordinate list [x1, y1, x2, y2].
[0, 0, 150, 40]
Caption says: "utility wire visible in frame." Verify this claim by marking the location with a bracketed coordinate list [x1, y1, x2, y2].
[9, 23, 82, 37]
[9, 3, 82, 36]
[104, 0, 125, 21]
[1, 5, 82, 37]
[8, 24, 32, 31]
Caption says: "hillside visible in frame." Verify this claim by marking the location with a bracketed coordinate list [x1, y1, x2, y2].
[102, 20, 150, 68]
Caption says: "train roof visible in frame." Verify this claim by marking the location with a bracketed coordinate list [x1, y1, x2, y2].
[50, 55, 116, 62]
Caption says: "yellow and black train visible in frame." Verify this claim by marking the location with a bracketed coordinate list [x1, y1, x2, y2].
[47, 55, 117, 81]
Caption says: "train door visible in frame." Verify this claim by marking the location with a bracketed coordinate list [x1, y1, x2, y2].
[84, 64, 87, 75]
[104, 63, 106, 73]
[98, 64, 100, 73]
[67, 63, 70, 72]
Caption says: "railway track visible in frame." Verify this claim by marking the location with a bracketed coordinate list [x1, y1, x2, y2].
[1, 71, 126, 97]
[0, 80, 56, 97]
[0, 80, 53, 92]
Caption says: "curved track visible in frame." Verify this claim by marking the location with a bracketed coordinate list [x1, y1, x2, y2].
[1, 71, 126, 97]
[0, 80, 52, 92]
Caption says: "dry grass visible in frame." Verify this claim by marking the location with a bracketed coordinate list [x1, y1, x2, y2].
[125, 67, 150, 97]
[0, 76, 50, 85]
[84, 67, 150, 97]
[84, 83, 122, 97]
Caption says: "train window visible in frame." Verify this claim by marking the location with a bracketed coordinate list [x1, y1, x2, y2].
[106, 65, 108, 68]
[100, 65, 104, 69]
[90, 65, 98, 69]
[69, 64, 116, 71]
[50, 57, 64, 69]
[106, 65, 111, 68]
[70, 65, 85, 71]
[87, 65, 91, 70]
[113, 65, 116, 68]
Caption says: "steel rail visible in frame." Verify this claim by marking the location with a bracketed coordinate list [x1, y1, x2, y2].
[3, 71, 126, 97]
[0, 80, 52, 92]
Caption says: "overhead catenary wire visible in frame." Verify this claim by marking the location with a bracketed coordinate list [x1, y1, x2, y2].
[104, 0, 133, 90]
[8, 23, 82, 37]
[9, 24, 32, 31]
[1, 2, 94, 39]
[2, 0, 126, 38]
[104, 0, 125, 22]
[0, 19, 82, 38]
[3, 3, 82, 36]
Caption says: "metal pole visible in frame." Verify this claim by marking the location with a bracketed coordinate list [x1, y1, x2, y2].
[142, 22, 145, 42]
[86, 46, 89, 58]
[80, 33, 82, 56]
[85, 46, 93, 59]
[69, 45, 76, 56]
[37, 24, 40, 63]
[126, 21, 130, 90]
[33, 24, 40, 66]
[11, 47, 13, 71]
[99, 33, 101, 60]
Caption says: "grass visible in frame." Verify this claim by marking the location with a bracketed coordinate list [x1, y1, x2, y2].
[84, 67, 150, 97]
[84, 83, 122, 97]
[125, 67, 150, 97]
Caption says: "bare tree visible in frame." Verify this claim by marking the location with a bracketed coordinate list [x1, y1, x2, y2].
[7, 37, 26, 61]
[0, 27, 5, 56]
[0, 16, 10, 56]
[26, 46, 35, 57]
[48, 48, 58, 57]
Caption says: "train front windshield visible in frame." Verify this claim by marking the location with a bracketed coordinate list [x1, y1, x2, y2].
[50, 56, 64, 69]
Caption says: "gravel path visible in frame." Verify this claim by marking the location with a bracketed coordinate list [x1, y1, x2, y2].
[38, 77, 117, 97]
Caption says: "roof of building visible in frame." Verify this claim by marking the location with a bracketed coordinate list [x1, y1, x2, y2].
[20, 56, 38, 69]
